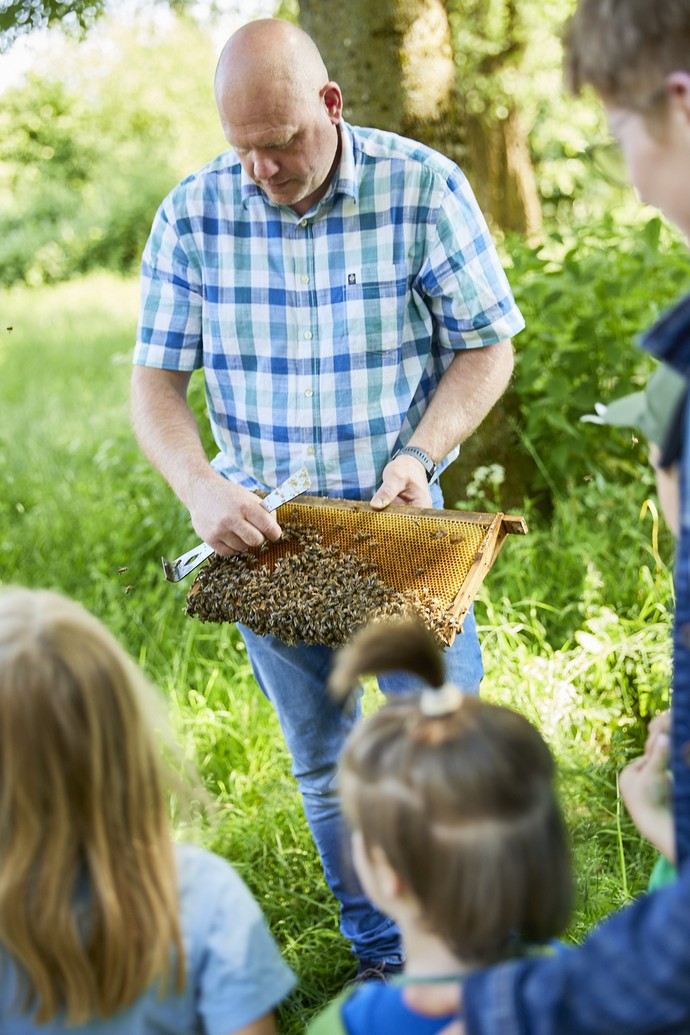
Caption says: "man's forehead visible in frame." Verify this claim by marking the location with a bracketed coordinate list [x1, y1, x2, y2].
[224, 117, 300, 150]
[220, 84, 307, 146]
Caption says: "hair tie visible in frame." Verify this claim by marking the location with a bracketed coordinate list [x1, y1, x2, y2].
[419, 682, 464, 717]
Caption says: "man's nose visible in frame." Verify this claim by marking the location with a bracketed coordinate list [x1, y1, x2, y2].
[252, 152, 280, 180]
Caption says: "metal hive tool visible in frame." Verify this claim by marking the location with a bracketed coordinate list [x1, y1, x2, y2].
[185, 496, 527, 648]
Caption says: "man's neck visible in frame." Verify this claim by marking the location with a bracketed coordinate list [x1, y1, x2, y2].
[290, 123, 343, 216]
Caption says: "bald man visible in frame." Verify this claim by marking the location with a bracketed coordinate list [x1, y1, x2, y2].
[132, 18, 524, 979]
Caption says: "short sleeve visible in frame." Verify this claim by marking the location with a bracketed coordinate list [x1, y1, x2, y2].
[178, 846, 296, 1035]
[416, 172, 525, 350]
[134, 193, 205, 371]
[306, 990, 352, 1035]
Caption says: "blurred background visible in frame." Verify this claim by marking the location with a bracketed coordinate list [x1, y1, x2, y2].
[1, 2, 688, 1030]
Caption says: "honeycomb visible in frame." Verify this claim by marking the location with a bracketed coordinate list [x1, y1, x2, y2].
[186, 495, 527, 648]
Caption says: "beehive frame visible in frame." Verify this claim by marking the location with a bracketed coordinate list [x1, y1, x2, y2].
[187, 495, 527, 647]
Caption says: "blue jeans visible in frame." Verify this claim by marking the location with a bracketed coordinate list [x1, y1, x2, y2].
[237, 603, 483, 965]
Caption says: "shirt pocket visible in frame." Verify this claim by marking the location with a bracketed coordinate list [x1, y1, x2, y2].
[342, 263, 408, 351]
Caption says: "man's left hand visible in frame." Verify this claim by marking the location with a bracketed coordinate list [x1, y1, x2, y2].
[371, 455, 433, 509]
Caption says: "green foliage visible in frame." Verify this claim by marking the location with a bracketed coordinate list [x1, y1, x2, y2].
[0, 14, 226, 286]
[446, 0, 651, 224]
[0, 0, 106, 51]
[0, 0, 192, 52]
[477, 477, 674, 933]
[0, 273, 678, 1031]
[504, 213, 690, 505]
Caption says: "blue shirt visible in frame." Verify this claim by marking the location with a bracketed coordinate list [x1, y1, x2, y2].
[463, 292, 690, 1034]
[307, 980, 457, 1035]
[0, 843, 296, 1034]
[134, 121, 524, 498]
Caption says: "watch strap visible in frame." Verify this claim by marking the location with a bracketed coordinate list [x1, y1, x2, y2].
[392, 446, 438, 482]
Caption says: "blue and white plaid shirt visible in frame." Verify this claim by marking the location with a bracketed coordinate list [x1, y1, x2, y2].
[135, 121, 524, 497]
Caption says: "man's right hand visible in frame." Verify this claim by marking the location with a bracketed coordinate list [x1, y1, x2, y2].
[130, 367, 283, 556]
[188, 475, 283, 556]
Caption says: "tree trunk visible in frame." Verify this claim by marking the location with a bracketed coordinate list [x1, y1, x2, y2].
[463, 107, 542, 240]
[299, 0, 541, 236]
[298, 0, 452, 127]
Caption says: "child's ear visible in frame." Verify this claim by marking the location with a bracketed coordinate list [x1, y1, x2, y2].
[369, 845, 408, 900]
[666, 72, 690, 119]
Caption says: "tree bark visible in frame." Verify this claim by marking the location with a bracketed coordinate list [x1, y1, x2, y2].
[299, 0, 541, 237]
[299, 0, 455, 134]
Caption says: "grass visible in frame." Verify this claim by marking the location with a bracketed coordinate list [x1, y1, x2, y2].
[0, 273, 676, 1031]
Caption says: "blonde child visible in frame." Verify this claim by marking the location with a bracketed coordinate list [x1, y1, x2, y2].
[0, 587, 295, 1034]
[307, 618, 572, 1035]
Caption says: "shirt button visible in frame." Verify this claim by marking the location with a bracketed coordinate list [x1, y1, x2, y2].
[301, 275, 309, 284]
[300, 219, 308, 227]
[305, 389, 313, 398]
[681, 623, 690, 651]
[307, 446, 315, 455]
[303, 330, 313, 340]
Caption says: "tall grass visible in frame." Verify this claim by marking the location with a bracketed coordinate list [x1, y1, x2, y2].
[0, 274, 675, 1031]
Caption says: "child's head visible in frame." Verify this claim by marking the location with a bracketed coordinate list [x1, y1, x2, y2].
[564, 0, 690, 115]
[0, 587, 183, 1023]
[330, 620, 572, 967]
[564, 0, 690, 236]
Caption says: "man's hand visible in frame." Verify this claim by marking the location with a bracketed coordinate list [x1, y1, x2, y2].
[370, 454, 433, 510]
[188, 475, 283, 555]
[619, 710, 675, 863]
[131, 367, 282, 556]
[369, 340, 514, 512]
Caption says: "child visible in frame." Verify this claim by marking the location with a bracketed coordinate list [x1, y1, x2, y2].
[307, 618, 573, 1034]
[0, 587, 295, 1034]
[435, 2, 690, 1031]
[585, 361, 686, 883]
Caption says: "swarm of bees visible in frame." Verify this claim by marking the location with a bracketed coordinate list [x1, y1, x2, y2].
[185, 520, 461, 648]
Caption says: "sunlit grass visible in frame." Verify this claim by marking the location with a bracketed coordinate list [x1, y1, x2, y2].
[0, 273, 676, 1032]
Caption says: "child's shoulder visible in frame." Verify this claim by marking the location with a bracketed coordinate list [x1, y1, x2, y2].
[174, 842, 244, 892]
[173, 843, 267, 938]
[173, 841, 236, 880]
[173, 843, 297, 1020]
[308, 981, 456, 1035]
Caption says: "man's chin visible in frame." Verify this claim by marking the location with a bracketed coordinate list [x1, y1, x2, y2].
[264, 183, 301, 204]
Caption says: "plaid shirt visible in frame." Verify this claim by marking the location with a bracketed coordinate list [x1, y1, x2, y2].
[135, 122, 523, 496]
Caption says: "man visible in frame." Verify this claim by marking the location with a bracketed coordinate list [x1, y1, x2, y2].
[131, 17, 524, 975]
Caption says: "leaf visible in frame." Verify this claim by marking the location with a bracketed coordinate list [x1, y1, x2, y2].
[642, 216, 662, 253]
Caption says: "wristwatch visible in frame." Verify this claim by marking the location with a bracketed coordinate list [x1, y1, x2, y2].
[392, 445, 438, 483]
